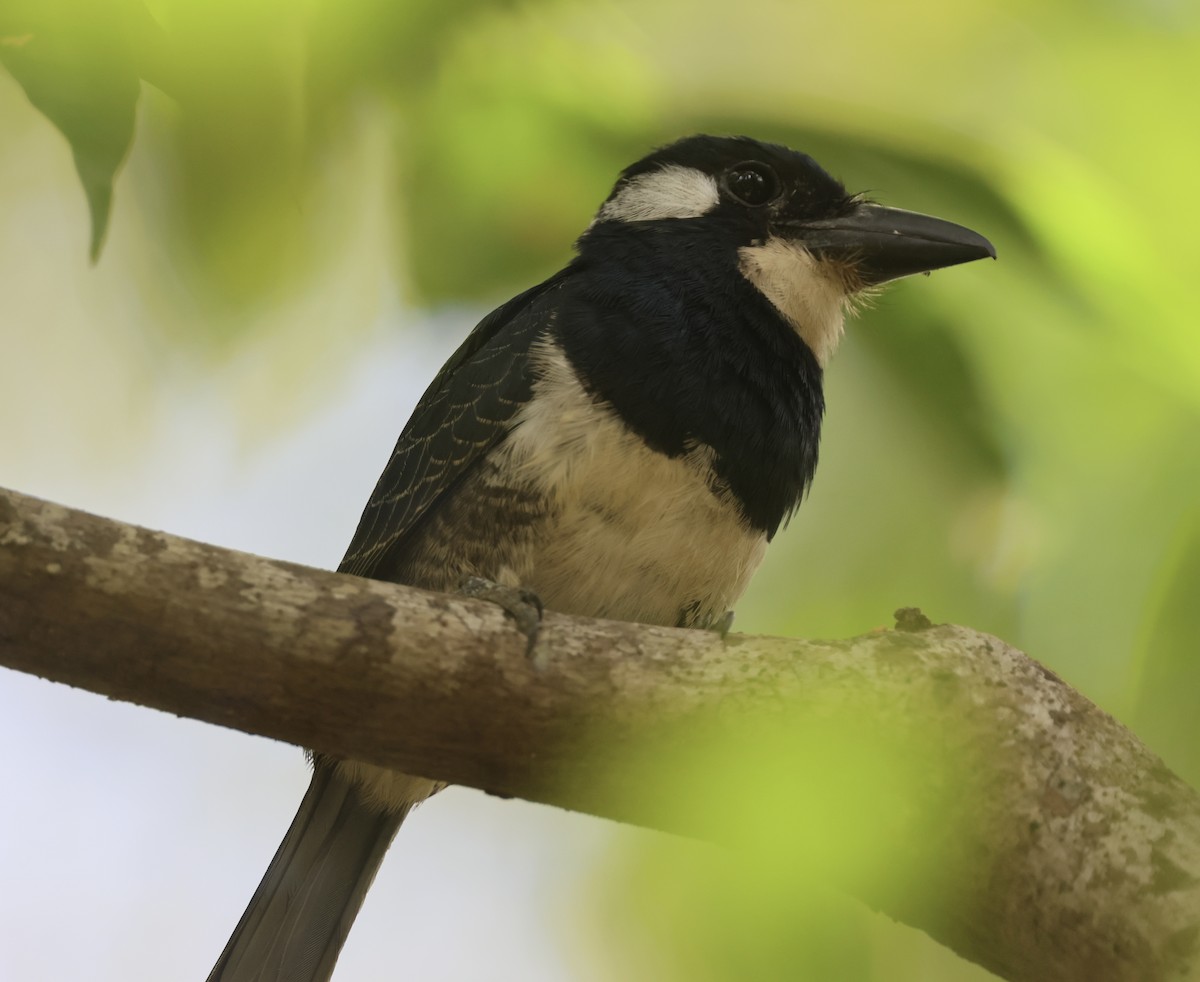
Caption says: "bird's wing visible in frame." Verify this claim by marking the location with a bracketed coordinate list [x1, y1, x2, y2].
[337, 267, 576, 580]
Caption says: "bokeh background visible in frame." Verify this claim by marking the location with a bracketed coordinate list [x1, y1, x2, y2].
[2, 1, 1199, 979]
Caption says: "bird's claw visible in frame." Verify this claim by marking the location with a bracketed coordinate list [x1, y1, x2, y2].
[710, 610, 735, 639]
[458, 576, 544, 658]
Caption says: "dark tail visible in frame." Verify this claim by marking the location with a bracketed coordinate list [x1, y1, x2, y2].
[207, 761, 407, 982]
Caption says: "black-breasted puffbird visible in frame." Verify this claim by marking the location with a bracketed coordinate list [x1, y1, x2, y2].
[206, 134, 995, 982]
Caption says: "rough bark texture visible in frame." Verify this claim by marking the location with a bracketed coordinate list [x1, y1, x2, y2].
[1, 485, 1198, 981]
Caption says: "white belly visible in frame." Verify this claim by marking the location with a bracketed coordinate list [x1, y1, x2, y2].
[503, 342, 767, 628]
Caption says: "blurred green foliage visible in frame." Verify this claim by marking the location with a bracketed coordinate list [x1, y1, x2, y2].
[4, 0, 1200, 979]
[578, 699, 989, 982]
[0, 0, 155, 257]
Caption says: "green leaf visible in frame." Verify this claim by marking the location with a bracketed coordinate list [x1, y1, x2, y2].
[0, 0, 156, 259]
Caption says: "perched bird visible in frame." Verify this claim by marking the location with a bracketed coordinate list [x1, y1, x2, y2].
[207, 134, 994, 981]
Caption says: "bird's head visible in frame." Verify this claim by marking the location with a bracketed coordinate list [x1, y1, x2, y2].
[580, 134, 995, 365]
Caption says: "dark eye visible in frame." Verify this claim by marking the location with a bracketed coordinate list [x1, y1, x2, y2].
[725, 162, 780, 206]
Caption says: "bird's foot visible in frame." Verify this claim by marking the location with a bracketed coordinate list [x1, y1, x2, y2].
[710, 610, 735, 639]
[458, 576, 544, 657]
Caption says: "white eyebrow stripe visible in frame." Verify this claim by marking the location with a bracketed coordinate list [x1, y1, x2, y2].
[597, 165, 720, 223]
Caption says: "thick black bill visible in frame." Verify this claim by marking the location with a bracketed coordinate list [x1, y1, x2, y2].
[787, 203, 996, 285]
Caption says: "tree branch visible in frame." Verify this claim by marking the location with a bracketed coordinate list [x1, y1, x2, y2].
[1, 485, 1197, 981]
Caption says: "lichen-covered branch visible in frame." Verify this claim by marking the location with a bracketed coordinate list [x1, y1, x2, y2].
[0, 485, 1197, 982]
